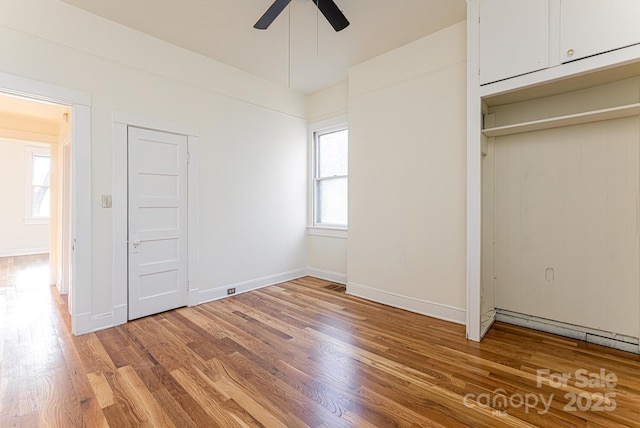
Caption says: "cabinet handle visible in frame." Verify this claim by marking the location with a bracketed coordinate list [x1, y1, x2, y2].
[567, 48, 575, 56]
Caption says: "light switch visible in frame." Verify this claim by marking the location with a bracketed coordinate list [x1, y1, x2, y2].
[101, 195, 112, 208]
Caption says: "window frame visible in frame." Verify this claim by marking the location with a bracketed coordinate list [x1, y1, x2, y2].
[24, 144, 51, 225]
[308, 115, 348, 236]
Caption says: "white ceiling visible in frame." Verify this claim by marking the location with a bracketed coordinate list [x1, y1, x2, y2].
[59, 0, 466, 94]
[0, 93, 69, 122]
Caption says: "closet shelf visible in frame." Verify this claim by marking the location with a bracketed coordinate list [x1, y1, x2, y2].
[482, 102, 640, 137]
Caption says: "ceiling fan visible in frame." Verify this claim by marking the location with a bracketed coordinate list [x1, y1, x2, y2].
[254, 0, 350, 32]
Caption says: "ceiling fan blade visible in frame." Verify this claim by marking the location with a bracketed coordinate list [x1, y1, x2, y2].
[254, 0, 292, 30]
[312, 0, 350, 32]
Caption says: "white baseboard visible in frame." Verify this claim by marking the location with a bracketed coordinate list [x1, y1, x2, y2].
[480, 312, 496, 339]
[88, 306, 127, 333]
[113, 304, 127, 327]
[55, 274, 63, 295]
[188, 288, 200, 307]
[347, 282, 466, 325]
[496, 309, 640, 354]
[73, 311, 93, 336]
[305, 267, 347, 284]
[198, 268, 307, 305]
[0, 248, 48, 258]
[76, 269, 307, 335]
[91, 312, 114, 332]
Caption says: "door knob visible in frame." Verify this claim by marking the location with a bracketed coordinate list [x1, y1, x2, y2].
[132, 239, 140, 248]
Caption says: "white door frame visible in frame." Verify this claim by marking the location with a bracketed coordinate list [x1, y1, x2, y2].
[466, 0, 483, 342]
[0, 71, 93, 335]
[58, 137, 72, 295]
[112, 111, 200, 326]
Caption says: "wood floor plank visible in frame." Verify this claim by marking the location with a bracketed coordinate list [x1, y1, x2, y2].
[87, 371, 114, 409]
[219, 351, 345, 428]
[2, 256, 640, 427]
[195, 361, 287, 428]
[113, 365, 176, 427]
[170, 366, 243, 427]
[51, 313, 109, 427]
[147, 363, 216, 427]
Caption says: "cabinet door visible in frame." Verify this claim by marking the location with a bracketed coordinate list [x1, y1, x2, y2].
[479, 0, 549, 85]
[561, 0, 640, 63]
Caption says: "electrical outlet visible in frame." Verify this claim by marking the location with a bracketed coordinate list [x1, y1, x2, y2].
[227, 288, 236, 295]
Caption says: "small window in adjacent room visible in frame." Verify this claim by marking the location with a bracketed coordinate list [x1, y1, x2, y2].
[25, 145, 51, 223]
[312, 125, 348, 229]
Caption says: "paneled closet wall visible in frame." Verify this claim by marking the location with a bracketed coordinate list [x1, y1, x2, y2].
[482, 77, 640, 339]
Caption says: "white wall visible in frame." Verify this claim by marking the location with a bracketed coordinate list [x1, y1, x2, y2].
[306, 82, 349, 282]
[0, 139, 50, 256]
[307, 234, 348, 279]
[307, 82, 349, 123]
[0, 0, 308, 324]
[347, 22, 468, 324]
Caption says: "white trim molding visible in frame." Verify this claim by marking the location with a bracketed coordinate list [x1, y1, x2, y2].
[0, 71, 91, 107]
[187, 136, 200, 307]
[113, 304, 127, 328]
[0, 248, 49, 258]
[91, 312, 114, 332]
[113, 111, 198, 136]
[466, 0, 483, 343]
[112, 121, 128, 327]
[306, 227, 347, 239]
[481, 312, 496, 339]
[496, 309, 639, 355]
[89, 304, 128, 333]
[75, 311, 93, 334]
[198, 269, 307, 305]
[306, 267, 347, 285]
[347, 282, 466, 325]
[71, 103, 93, 335]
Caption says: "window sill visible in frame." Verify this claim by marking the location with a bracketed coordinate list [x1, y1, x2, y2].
[307, 227, 348, 239]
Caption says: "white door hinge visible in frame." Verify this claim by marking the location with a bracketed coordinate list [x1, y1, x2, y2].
[187, 152, 191, 164]
[187, 280, 190, 291]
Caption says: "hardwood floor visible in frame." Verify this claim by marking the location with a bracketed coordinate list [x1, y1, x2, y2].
[2, 255, 640, 427]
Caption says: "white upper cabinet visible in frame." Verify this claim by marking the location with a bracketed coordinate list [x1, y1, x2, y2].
[479, 0, 549, 85]
[478, 0, 640, 87]
[560, 0, 640, 63]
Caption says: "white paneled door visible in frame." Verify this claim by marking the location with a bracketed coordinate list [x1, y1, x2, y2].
[128, 126, 188, 320]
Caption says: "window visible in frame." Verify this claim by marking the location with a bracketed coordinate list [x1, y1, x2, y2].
[25, 146, 51, 223]
[312, 124, 348, 229]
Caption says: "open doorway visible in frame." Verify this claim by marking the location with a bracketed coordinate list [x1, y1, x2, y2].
[0, 72, 92, 335]
[0, 93, 71, 302]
